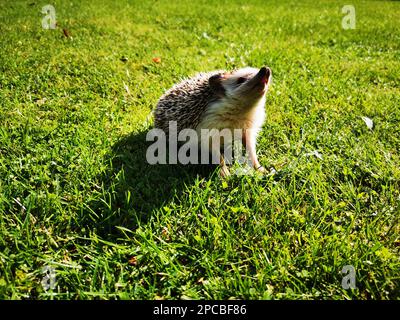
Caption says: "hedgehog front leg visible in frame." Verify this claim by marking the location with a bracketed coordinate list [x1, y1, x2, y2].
[219, 153, 230, 177]
[242, 129, 266, 173]
[203, 136, 230, 177]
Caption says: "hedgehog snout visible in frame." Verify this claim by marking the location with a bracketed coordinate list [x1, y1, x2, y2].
[237, 66, 271, 98]
[255, 67, 271, 85]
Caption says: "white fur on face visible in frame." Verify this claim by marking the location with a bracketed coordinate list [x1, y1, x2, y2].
[196, 66, 269, 145]
[221, 67, 260, 96]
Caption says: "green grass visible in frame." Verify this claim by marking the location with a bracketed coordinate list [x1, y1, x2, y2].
[0, 0, 399, 299]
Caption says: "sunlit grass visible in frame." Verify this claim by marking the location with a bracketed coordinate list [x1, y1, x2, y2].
[0, 0, 399, 299]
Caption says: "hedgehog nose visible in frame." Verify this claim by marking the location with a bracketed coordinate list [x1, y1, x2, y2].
[258, 67, 271, 81]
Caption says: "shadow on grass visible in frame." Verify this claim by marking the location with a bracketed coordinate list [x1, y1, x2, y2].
[78, 130, 216, 238]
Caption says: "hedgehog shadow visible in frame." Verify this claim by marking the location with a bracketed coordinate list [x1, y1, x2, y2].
[81, 130, 216, 239]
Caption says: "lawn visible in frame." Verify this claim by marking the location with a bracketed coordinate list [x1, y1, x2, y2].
[0, 0, 399, 299]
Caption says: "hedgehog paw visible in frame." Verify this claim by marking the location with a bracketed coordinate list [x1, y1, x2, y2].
[256, 166, 267, 174]
[219, 165, 231, 178]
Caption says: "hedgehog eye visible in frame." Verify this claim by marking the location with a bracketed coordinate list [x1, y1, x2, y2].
[237, 77, 246, 85]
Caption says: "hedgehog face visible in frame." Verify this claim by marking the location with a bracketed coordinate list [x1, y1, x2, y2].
[227, 67, 271, 100]
[209, 67, 271, 107]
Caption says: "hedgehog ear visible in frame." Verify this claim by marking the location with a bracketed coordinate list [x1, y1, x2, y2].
[208, 74, 225, 95]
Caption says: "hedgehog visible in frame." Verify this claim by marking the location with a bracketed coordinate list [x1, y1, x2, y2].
[154, 66, 272, 176]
